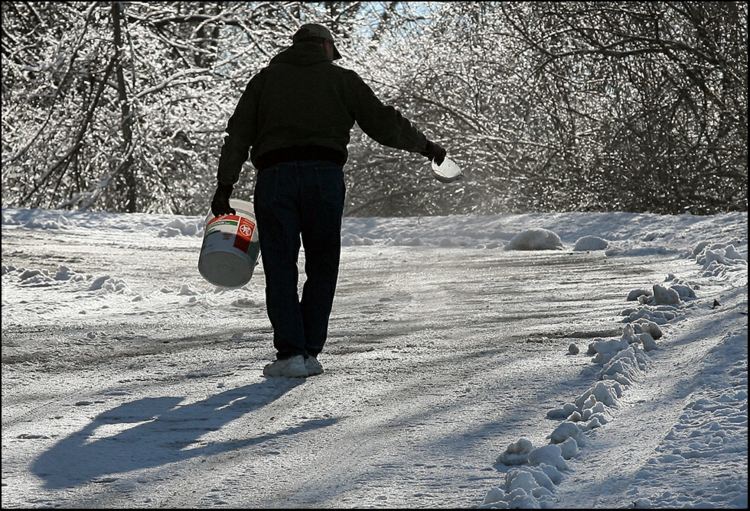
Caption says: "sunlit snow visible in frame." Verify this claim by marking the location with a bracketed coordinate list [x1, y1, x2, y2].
[2, 207, 747, 509]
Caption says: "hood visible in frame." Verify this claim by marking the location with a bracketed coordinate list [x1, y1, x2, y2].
[269, 42, 331, 67]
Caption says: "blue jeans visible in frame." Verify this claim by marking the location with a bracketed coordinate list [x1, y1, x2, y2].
[253, 160, 345, 360]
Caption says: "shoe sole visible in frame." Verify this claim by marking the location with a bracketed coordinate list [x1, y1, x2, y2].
[263, 367, 308, 378]
[305, 360, 324, 376]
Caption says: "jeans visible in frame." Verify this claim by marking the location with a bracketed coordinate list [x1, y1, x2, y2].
[253, 160, 345, 360]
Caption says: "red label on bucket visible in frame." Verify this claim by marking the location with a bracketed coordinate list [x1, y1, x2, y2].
[234, 217, 255, 253]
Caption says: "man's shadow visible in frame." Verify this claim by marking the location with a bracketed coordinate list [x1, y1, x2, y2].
[32, 378, 336, 489]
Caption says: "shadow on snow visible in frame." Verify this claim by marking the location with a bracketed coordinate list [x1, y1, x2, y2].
[32, 378, 336, 489]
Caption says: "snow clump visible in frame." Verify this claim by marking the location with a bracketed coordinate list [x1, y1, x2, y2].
[495, 438, 534, 466]
[158, 218, 201, 237]
[504, 229, 564, 251]
[573, 235, 608, 251]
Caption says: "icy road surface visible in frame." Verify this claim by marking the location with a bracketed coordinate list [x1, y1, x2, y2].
[2, 210, 746, 508]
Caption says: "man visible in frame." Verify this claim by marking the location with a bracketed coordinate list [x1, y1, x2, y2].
[211, 23, 447, 378]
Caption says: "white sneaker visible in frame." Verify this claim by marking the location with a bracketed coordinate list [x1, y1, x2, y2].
[305, 356, 324, 376]
[263, 355, 308, 377]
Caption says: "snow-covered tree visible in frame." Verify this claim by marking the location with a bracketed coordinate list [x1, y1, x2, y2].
[2, 2, 746, 215]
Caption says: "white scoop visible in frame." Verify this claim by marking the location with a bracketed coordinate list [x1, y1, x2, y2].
[431, 156, 463, 183]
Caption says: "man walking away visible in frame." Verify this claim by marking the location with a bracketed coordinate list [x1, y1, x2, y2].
[211, 23, 447, 378]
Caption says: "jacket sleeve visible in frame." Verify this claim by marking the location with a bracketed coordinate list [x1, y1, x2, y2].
[216, 73, 263, 186]
[348, 72, 428, 154]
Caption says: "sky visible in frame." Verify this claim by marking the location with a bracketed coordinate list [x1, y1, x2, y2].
[1, 206, 747, 508]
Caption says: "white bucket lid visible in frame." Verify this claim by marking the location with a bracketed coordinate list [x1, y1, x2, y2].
[432, 156, 463, 183]
[203, 198, 256, 225]
[230, 198, 255, 216]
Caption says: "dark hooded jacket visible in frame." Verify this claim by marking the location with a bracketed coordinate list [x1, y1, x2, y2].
[217, 41, 429, 186]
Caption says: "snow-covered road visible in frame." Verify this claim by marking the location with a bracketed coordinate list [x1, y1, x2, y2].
[2, 209, 747, 508]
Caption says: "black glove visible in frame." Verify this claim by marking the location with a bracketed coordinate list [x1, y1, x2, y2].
[211, 183, 236, 217]
[420, 140, 447, 166]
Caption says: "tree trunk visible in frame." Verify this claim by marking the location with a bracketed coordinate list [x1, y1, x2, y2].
[111, 1, 137, 213]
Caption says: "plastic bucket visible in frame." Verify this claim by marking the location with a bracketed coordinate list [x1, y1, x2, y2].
[198, 199, 260, 288]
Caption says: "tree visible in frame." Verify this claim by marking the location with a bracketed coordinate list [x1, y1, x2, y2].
[497, 1, 748, 213]
[2, 2, 747, 215]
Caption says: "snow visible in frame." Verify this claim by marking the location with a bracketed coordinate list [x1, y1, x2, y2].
[505, 228, 564, 251]
[1, 207, 747, 508]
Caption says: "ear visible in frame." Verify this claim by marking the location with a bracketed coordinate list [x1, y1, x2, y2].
[322, 39, 333, 60]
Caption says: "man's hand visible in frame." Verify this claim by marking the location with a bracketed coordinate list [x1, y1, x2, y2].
[420, 140, 447, 166]
[211, 183, 236, 217]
